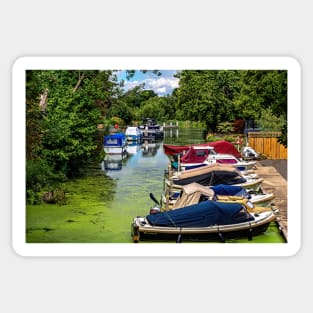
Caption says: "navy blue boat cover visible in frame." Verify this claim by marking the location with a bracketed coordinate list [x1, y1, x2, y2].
[173, 170, 247, 186]
[211, 184, 251, 199]
[147, 200, 254, 228]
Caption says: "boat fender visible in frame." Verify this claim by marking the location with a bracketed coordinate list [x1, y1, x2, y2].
[217, 227, 225, 243]
[150, 206, 161, 214]
[176, 230, 182, 243]
[248, 224, 253, 241]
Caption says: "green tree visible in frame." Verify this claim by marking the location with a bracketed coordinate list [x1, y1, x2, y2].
[26, 70, 117, 179]
[175, 70, 239, 132]
[235, 70, 287, 146]
[108, 100, 133, 125]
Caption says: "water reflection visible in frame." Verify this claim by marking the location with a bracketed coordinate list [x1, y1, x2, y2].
[141, 140, 162, 157]
[163, 128, 207, 145]
[101, 152, 128, 171]
[98, 127, 283, 243]
[126, 141, 141, 155]
[101, 128, 207, 173]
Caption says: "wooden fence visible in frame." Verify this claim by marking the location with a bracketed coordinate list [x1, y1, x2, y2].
[247, 132, 288, 159]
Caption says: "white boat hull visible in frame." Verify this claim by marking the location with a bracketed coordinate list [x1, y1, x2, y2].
[131, 210, 277, 242]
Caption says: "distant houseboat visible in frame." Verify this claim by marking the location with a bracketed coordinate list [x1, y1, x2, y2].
[103, 133, 127, 155]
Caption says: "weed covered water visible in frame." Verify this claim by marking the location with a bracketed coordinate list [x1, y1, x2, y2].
[26, 128, 285, 243]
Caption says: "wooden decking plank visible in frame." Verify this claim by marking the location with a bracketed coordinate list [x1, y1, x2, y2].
[255, 163, 288, 241]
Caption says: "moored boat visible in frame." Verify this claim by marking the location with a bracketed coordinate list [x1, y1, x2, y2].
[103, 133, 127, 155]
[125, 126, 142, 142]
[178, 145, 256, 171]
[131, 199, 277, 243]
[210, 184, 275, 207]
[164, 140, 242, 158]
[139, 118, 164, 140]
[167, 164, 263, 191]
[162, 182, 275, 209]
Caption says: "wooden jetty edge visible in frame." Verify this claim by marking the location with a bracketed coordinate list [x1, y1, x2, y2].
[255, 163, 288, 242]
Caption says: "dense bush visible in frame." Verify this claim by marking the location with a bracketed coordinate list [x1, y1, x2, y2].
[26, 159, 66, 204]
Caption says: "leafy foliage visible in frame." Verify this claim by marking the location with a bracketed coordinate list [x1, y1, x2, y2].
[175, 70, 240, 132]
[26, 69, 288, 202]
[26, 70, 118, 200]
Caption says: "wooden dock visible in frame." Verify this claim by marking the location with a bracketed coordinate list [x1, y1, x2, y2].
[161, 122, 179, 130]
[255, 163, 288, 241]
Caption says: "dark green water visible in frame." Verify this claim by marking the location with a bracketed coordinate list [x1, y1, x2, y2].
[26, 128, 285, 243]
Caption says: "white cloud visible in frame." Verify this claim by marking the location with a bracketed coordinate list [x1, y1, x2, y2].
[155, 87, 167, 94]
[123, 75, 179, 96]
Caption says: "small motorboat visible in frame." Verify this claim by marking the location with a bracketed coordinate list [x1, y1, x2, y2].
[103, 133, 127, 155]
[210, 184, 275, 207]
[131, 199, 277, 243]
[162, 182, 275, 209]
[125, 126, 142, 142]
[138, 118, 164, 141]
[178, 146, 256, 171]
[164, 140, 242, 158]
[167, 164, 264, 191]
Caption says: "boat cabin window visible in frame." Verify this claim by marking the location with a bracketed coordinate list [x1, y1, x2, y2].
[106, 139, 119, 145]
[196, 150, 207, 156]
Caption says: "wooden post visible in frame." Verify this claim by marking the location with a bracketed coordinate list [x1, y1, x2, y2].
[132, 223, 140, 243]
[165, 164, 172, 210]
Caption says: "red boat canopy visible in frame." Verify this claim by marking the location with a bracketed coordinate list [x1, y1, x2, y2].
[180, 146, 215, 164]
[163, 140, 241, 158]
[208, 140, 241, 158]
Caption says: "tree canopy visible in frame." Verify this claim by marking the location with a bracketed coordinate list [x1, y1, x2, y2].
[26, 69, 287, 202]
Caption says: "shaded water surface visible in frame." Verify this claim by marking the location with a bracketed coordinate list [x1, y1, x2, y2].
[26, 128, 285, 243]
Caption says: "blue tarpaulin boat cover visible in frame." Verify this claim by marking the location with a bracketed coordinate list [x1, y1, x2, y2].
[103, 133, 126, 146]
[147, 200, 254, 228]
[211, 184, 251, 199]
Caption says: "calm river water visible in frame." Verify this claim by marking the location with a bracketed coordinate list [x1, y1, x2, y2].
[26, 128, 285, 244]
[100, 128, 285, 243]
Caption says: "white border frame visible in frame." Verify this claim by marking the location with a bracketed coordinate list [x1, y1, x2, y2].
[12, 56, 301, 257]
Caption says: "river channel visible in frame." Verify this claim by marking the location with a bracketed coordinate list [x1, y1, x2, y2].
[26, 128, 285, 244]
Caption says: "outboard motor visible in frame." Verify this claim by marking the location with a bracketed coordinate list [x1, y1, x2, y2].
[243, 146, 259, 159]
[149, 192, 161, 214]
[149, 205, 161, 214]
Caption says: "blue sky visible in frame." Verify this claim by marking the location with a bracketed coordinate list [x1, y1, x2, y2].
[116, 70, 179, 96]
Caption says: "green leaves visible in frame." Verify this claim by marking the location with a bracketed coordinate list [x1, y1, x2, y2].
[175, 70, 239, 132]
[26, 70, 115, 179]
